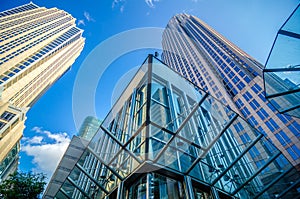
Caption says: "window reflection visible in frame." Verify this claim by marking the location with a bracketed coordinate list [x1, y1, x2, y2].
[149, 173, 184, 199]
[126, 173, 184, 199]
[127, 175, 147, 199]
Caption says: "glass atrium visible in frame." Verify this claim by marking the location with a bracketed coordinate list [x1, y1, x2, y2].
[263, 4, 300, 118]
[51, 55, 300, 199]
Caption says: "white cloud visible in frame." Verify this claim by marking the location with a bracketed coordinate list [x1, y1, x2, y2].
[77, 19, 85, 26]
[145, 0, 160, 8]
[32, 126, 42, 133]
[112, 0, 126, 12]
[22, 127, 71, 179]
[84, 11, 95, 22]
[120, 5, 125, 13]
[28, 136, 44, 144]
[77, 11, 95, 27]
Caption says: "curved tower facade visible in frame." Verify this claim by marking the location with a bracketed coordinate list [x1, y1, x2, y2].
[0, 3, 85, 181]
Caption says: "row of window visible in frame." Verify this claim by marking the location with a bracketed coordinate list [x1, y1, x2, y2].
[0, 22, 72, 75]
[185, 21, 246, 98]
[0, 7, 55, 31]
[0, 10, 63, 42]
[5, 28, 81, 94]
[12, 35, 83, 107]
[0, 3, 38, 18]
[190, 16, 259, 78]
[0, 16, 70, 54]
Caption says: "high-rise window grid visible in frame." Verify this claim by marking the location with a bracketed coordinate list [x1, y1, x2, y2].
[0, 3, 38, 17]
[0, 9, 58, 40]
[2, 28, 81, 92]
[0, 16, 71, 54]
[0, 22, 72, 67]
[162, 14, 300, 167]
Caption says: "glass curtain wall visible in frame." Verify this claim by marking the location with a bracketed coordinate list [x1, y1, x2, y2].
[263, 4, 300, 118]
[54, 55, 300, 199]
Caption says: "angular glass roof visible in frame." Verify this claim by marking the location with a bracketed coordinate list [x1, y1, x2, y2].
[264, 4, 300, 118]
[46, 55, 300, 199]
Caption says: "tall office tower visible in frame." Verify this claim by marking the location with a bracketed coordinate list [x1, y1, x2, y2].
[0, 3, 85, 181]
[44, 55, 300, 199]
[162, 14, 300, 169]
[78, 116, 102, 141]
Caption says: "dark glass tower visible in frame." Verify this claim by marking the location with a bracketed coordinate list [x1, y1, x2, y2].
[162, 14, 300, 169]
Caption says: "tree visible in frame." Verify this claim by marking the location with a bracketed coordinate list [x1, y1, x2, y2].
[0, 171, 46, 199]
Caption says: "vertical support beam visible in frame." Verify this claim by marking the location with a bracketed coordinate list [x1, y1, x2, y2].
[211, 187, 220, 199]
[117, 181, 124, 199]
[87, 146, 124, 180]
[67, 176, 91, 199]
[185, 113, 239, 175]
[154, 92, 209, 163]
[59, 188, 72, 199]
[184, 176, 195, 199]
[253, 167, 293, 199]
[145, 54, 153, 160]
[211, 134, 263, 185]
[231, 151, 281, 196]
[76, 163, 109, 194]
[146, 173, 151, 199]
[276, 178, 300, 199]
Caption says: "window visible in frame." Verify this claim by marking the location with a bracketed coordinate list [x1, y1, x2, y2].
[241, 107, 250, 117]
[0, 121, 5, 130]
[287, 147, 299, 160]
[288, 123, 300, 137]
[237, 81, 245, 90]
[248, 116, 258, 126]
[0, 111, 16, 121]
[243, 91, 252, 101]
[235, 99, 244, 109]
[275, 131, 291, 146]
[244, 76, 251, 83]
[249, 99, 260, 110]
[251, 83, 262, 93]
[269, 118, 279, 130]
[265, 121, 275, 132]
[276, 113, 288, 124]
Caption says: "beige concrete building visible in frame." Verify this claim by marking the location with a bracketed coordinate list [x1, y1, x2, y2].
[0, 2, 85, 181]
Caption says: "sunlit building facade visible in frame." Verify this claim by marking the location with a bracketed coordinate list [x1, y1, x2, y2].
[0, 3, 85, 181]
[44, 55, 300, 199]
[161, 14, 300, 169]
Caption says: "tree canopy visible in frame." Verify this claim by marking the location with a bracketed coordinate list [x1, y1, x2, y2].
[0, 171, 46, 199]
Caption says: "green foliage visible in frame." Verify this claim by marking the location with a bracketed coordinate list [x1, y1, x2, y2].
[0, 171, 47, 199]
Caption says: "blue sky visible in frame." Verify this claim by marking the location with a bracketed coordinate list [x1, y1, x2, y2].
[1, 0, 299, 181]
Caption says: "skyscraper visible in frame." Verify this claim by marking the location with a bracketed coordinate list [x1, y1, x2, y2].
[162, 14, 300, 169]
[0, 2, 85, 181]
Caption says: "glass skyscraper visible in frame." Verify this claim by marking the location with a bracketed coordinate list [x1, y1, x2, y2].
[161, 14, 300, 169]
[44, 55, 300, 199]
[0, 3, 84, 181]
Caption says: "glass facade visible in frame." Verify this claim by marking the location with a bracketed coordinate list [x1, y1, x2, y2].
[263, 4, 300, 118]
[161, 14, 300, 168]
[45, 55, 300, 199]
